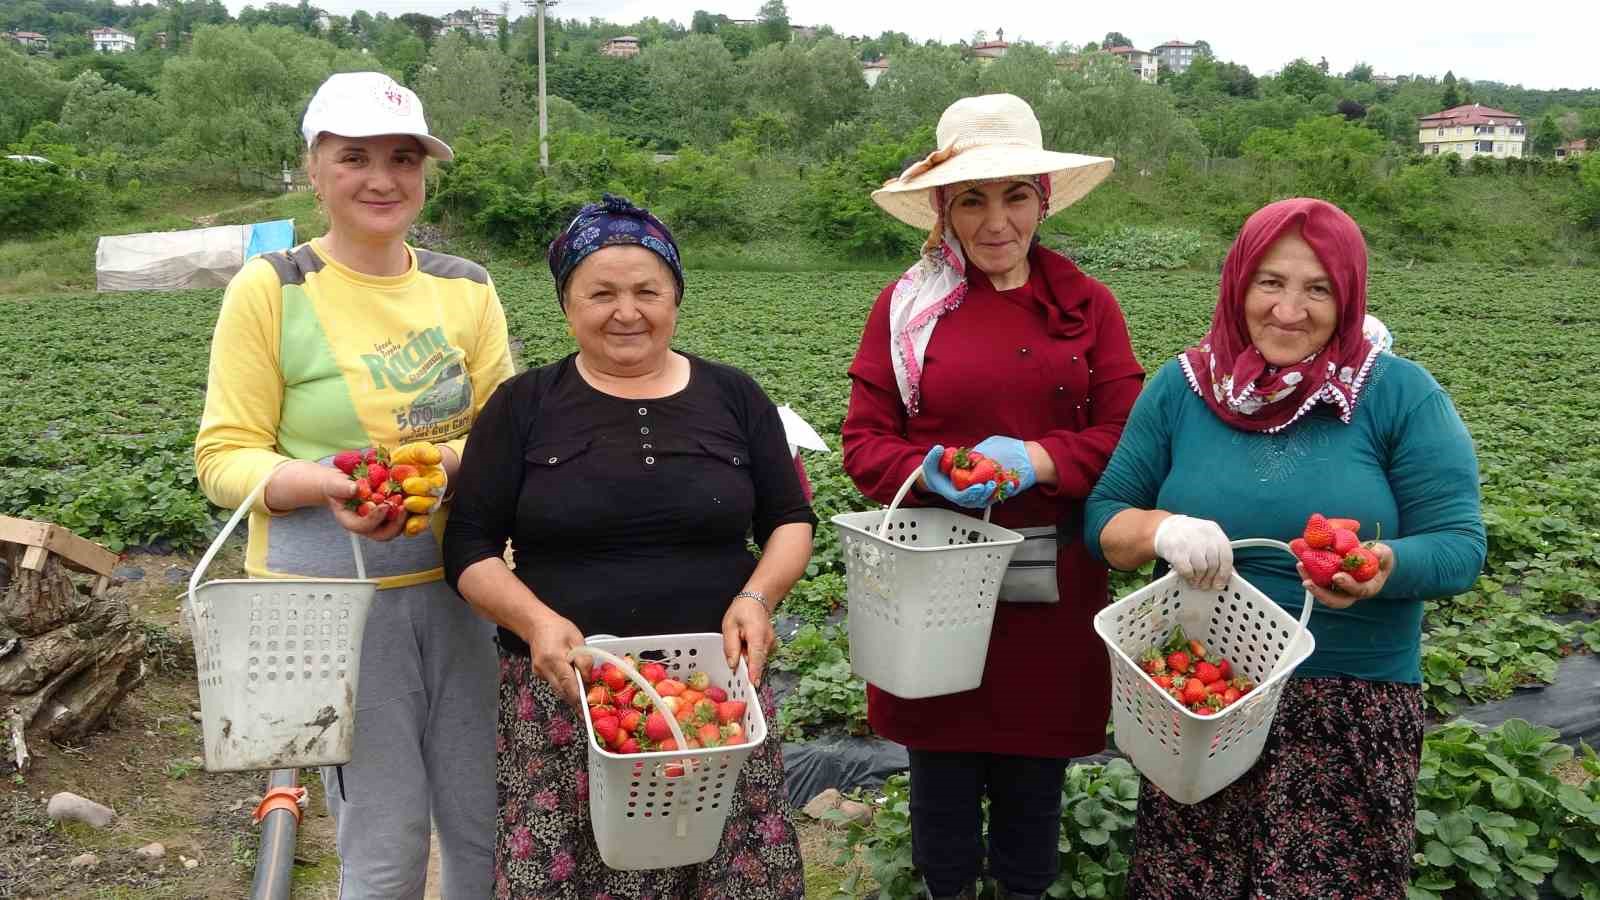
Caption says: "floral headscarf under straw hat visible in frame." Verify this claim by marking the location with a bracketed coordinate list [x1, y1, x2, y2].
[1179, 197, 1381, 434]
[886, 175, 1051, 416]
[546, 193, 685, 306]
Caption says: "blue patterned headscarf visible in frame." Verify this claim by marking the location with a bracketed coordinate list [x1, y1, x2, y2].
[547, 193, 685, 306]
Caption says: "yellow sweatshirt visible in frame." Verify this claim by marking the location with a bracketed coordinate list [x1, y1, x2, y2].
[194, 240, 515, 588]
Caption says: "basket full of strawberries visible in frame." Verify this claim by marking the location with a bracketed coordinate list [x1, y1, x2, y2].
[571, 633, 768, 870]
[1093, 537, 1316, 805]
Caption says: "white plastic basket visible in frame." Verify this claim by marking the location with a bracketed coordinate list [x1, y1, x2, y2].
[573, 633, 768, 871]
[1092, 538, 1316, 805]
[185, 475, 378, 773]
[831, 469, 1025, 699]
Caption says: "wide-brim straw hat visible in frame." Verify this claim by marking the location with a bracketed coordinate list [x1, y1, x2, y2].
[872, 93, 1115, 230]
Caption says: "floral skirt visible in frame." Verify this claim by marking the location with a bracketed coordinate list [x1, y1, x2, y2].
[492, 646, 805, 900]
[1126, 677, 1425, 900]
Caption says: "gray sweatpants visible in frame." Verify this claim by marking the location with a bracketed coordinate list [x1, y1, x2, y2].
[321, 579, 497, 899]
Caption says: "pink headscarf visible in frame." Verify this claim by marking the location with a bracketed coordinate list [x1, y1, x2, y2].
[1179, 198, 1380, 433]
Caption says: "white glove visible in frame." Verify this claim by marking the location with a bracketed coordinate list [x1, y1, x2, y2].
[1152, 515, 1234, 591]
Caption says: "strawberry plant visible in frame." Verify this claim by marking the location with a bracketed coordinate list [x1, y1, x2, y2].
[770, 623, 867, 740]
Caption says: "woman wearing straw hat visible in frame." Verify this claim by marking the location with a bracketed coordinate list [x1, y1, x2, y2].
[840, 93, 1145, 900]
[1086, 198, 1484, 898]
[195, 72, 513, 898]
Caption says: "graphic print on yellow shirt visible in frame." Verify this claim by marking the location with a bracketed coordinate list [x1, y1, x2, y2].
[194, 241, 515, 588]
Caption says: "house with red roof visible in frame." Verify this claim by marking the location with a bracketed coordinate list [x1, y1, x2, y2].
[1153, 40, 1199, 75]
[1555, 139, 1588, 161]
[1104, 45, 1159, 83]
[971, 28, 1009, 66]
[1418, 103, 1526, 160]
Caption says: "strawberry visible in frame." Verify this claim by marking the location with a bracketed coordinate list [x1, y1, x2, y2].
[1303, 513, 1334, 550]
[601, 665, 628, 692]
[332, 450, 363, 475]
[389, 463, 419, 483]
[355, 501, 375, 517]
[679, 690, 705, 708]
[968, 458, 998, 486]
[1344, 547, 1381, 582]
[658, 739, 679, 753]
[1152, 674, 1174, 689]
[1188, 638, 1207, 660]
[640, 662, 667, 684]
[631, 692, 652, 711]
[716, 700, 747, 725]
[1288, 537, 1310, 558]
[620, 710, 642, 734]
[614, 686, 636, 709]
[654, 679, 686, 697]
[1301, 549, 1344, 588]
[585, 685, 609, 706]
[687, 670, 710, 691]
[384, 503, 403, 523]
[657, 696, 680, 715]
[363, 448, 380, 464]
[696, 723, 723, 748]
[940, 446, 959, 474]
[588, 665, 603, 685]
[644, 712, 672, 743]
[1216, 658, 1233, 681]
[366, 463, 389, 492]
[1181, 678, 1209, 705]
[592, 716, 620, 747]
[619, 737, 641, 754]
[951, 466, 976, 491]
[1140, 646, 1167, 675]
[1192, 705, 1215, 716]
[589, 704, 617, 720]
[1332, 528, 1361, 556]
[705, 686, 728, 703]
[675, 702, 696, 724]
[720, 721, 744, 743]
[1230, 675, 1256, 694]
[354, 480, 373, 502]
[1193, 661, 1221, 684]
[1222, 687, 1243, 705]
[693, 699, 718, 724]
[1327, 517, 1361, 535]
[1206, 680, 1226, 696]
[1166, 651, 1191, 674]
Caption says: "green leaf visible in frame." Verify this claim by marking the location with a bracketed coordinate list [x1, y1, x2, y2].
[1491, 776, 1524, 808]
[1423, 839, 1455, 868]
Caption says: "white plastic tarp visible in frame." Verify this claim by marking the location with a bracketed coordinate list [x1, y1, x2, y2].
[95, 220, 294, 292]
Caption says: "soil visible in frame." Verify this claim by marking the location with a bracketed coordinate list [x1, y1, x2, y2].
[0, 545, 341, 899]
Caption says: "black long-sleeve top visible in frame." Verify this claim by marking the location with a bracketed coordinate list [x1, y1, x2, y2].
[443, 353, 817, 654]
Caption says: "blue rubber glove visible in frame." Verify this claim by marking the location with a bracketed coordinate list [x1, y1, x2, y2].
[972, 435, 1037, 498]
[920, 445, 996, 508]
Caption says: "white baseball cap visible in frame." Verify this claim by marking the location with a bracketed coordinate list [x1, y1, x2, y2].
[301, 72, 454, 161]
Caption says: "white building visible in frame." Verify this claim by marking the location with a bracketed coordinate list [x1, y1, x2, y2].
[1153, 40, 1199, 75]
[9, 31, 49, 50]
[600, 35, 641, 58]
[1105, 45, 1159, 83]
[862, 58, 889, 87]
[1417, 103, 1526, 160]
[88, 27, 135, 53]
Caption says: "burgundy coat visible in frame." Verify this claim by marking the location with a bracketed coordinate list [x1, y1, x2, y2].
[841, 245, 1144, 758]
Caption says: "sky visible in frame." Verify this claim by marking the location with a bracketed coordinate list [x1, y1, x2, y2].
[224, 0, 1600, 91]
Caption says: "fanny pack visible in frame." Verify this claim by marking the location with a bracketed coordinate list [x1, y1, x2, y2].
[997, 505, 1082, 604]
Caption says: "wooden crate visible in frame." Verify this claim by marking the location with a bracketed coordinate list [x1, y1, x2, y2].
[0, 516, 118, 596]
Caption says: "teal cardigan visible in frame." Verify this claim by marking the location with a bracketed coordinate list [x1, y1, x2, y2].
[1085, 354, 1486, 683]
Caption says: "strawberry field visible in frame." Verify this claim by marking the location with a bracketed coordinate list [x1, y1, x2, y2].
[2, 263, 1598, 897]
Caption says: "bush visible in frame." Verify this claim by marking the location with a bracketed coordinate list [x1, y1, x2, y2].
[1054, 225, 1207, 271]
[651, 147, 748, 236]
[1469, 155, 1499, 176]
[0, 158, 92, 239]
[1570, 153, 1600, 230]
[797, 125, 930, 259]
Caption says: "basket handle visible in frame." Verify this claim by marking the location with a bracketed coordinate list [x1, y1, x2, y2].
[568, 645, 695, 773]
[1227, 538, 1314, 683]
[875, 466, 992, 540]
[187, 469, 371, 612]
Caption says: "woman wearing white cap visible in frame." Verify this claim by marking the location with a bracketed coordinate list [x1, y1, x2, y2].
[194, 72, 514, 898]
[841, 94, 1145, 900]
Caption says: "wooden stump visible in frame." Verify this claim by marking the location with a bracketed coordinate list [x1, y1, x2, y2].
[0, 520, 146, 770]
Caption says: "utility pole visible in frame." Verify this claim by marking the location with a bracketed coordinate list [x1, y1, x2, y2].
[523, 0, 558, 170]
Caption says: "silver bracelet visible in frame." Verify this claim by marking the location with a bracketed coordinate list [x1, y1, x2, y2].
[733, 590, 773, 613]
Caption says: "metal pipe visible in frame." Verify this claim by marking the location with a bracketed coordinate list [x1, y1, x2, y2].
[250, 768, 300, 900]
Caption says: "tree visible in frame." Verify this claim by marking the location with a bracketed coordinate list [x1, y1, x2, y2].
[743, 37, 868, 148]
[59, 71, 164, 155]
[1102, 31, 1132, 49]
[690, 11, 721, 34]
[413, 32, 531, 145]
[1274, 58, 1328, 103]
[1337, 99, 1366, 121]
[1530, 113, 1564, 157]
[1440, 70, 1461, 109]
[1347, 62, 1373, 83]
[1570, 152, 1600, 229]
[0, 47, 68, 146]
[718, 23, 756, 59]
[1194, 39, 1213, 57]
[1316, 56, 1329, 74]
[638, 34, 740, 148]
[867, 44, 979, 138]
[398, 12, 441, 47]
[757, 0, 789, 47]
[1242, 115, 1384, 207]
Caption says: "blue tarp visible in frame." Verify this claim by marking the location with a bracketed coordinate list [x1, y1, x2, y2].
[244, 219, 295, 260]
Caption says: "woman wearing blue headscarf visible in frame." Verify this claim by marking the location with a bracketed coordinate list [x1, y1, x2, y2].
[444, 195, 814, 898]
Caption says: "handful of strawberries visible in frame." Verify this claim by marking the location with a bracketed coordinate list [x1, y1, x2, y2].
[1290, 514, 1381, 589]
[1138, 625, 1256, 716]
[584, 658, 751, 755]
[937, 446, 1023, 501]
[331, 442, 447, 538]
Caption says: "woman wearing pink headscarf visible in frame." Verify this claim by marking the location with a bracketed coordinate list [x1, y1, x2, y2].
[1087, 198, 1486, 898]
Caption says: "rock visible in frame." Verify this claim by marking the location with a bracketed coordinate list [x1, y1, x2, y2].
[47, 792, 115, 828]
[69, 852, 99, 868]
[183, 857, 199, 869]
[163, 566, 193, 584]
[190, 711, 202, 723]
[836, 799, 873, 824]
[113, 565, 145, 582]
[135, 843, 165, 859]
[189, 755, 203, 765]
[802, 788, 843, 819]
